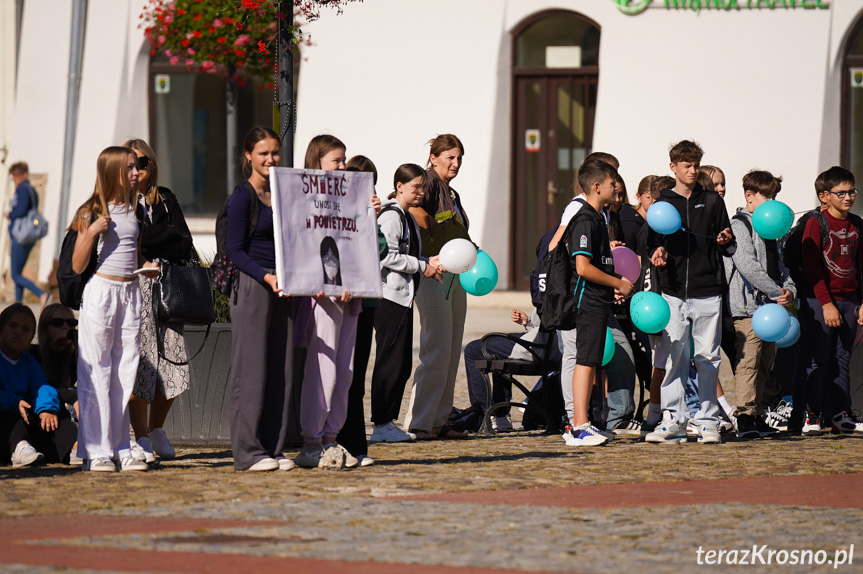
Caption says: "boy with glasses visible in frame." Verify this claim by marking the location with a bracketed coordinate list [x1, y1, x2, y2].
[799, 166, 863, 435]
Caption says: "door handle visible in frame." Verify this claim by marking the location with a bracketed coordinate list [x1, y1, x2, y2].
[547, 180, 558, 205]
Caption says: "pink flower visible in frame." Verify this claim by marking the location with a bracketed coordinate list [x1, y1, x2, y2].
[170, 56, 179, 65]
[164, 14, 172, 24]
[234, 34, 251, 46]
[165, 49, 172, 57]
[201, 60, 214, 69]
[212, 18, 223, 28]
[157, 35, 165, 44]
[185, 59, 195, 65]
[187, 48, 195, 55]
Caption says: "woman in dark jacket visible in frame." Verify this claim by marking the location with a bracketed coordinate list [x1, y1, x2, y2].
[404, 134, 470, 440]
[124, 138, 195, 463]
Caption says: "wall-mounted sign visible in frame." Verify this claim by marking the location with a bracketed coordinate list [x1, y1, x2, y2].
[852, 69, 863, 89]
[525, 129, 541, 153]
[616, 0, 829, 15]
[155, 74, 170, 94]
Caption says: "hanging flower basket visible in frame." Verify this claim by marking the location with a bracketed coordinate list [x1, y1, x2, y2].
[141, 0, 359, 86]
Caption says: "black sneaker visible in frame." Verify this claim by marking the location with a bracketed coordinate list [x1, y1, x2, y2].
[755, 416, 780, 437]
[736, 414, 760, 439]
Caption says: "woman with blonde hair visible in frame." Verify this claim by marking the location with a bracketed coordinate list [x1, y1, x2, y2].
[123, 138, 195, 462]
[72, 146, 159, 472]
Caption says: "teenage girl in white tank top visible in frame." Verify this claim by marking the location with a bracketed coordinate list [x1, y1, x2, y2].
[69, 146, 159, 473]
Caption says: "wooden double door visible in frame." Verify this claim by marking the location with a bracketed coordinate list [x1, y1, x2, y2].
[512, 73, 597, 290]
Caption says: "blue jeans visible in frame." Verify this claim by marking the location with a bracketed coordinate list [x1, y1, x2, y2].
[9, 236, 43, 302]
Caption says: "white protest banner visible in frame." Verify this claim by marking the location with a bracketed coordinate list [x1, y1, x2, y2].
[270, 167, 382, 298]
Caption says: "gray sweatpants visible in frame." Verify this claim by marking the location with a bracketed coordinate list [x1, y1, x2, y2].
[560, 313, 635, 430]
[229, 272, 295, 470]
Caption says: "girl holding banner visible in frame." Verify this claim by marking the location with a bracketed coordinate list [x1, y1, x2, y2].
[405, 134, 471, 440]
[226, 127, 296, 472]
[294, 135, 361, 469]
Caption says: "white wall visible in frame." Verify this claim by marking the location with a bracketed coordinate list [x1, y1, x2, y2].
[296, 0, 512, 281]
[8, 0, 72, 280]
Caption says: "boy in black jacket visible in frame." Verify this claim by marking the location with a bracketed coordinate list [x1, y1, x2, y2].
[644, 140, 735, 444]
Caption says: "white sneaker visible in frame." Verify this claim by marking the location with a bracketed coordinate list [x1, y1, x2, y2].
[324, 443, 358, 469]
[119, 456, 149, 472]
[148, 428, 176, 459]
[831, 411, 863, 433]
[719, 416, 736, 434]
[86, 457, 117, 472]
[275, 455, 296, 471]
[356, 455, 375, 467]
[11, 441, 43, 468]
[563, 424, 608, 446]
[370, 421, 416, 443]
[612, 419, 645, 437]
[802, 412, 822, 436]
[68, 451, 84, 466]
[247, 457, 279, 471]
[492, 415, 513, 432]
[645, 412, 687, 444]
[697, 424, 721, 444]
[131, 438, 155, 463]
[685, 419, 699, 438]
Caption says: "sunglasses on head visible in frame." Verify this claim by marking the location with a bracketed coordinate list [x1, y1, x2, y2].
[136, 156, 150, 170]
[48, 318, 78, 328]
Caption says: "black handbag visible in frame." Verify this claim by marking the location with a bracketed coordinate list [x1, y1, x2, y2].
[152, 261, 214, 365]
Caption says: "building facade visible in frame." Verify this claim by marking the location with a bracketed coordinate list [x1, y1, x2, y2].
[6, 0, 863, 290]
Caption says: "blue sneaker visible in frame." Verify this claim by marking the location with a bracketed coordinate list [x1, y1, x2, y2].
[563, 423, 608, 446]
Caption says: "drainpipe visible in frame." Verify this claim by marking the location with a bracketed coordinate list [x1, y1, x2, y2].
[56, 0, 87, 255]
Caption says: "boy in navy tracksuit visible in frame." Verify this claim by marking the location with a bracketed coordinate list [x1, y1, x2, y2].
[644, 140, 736, 444]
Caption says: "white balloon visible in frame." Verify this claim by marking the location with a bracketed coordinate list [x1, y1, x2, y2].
[438, 239, 477, 274]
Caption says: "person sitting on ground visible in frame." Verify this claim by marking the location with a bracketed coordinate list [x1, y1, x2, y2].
[29, 303, 81, 465]
[0, 304, 74, 467]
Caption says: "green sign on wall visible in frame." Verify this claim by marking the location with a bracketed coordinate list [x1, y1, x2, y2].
[616, 0, 829, 15]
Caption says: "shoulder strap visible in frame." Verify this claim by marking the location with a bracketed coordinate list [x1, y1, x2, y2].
[732, 213, 753, 237]
[239, 181, 261, 241]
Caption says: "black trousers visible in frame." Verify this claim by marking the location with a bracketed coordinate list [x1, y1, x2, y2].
[371, 299, 414, 425]
[0, 408, 77, 464]
[228, 273, 295, 470]
[337, 305, 374, 457]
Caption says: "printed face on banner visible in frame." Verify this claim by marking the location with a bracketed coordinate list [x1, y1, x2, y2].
[270, 168, 383, 298]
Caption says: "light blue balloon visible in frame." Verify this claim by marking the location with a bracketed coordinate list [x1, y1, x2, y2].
[459, 249, 498, 296]
[775, 315, 800, 348]
[751, 201, 794, 240]
[646, 201, 682, 235]
[752, 303, 791, 342]
[629, 291, 671, 334]
[602, 327, 615, 367]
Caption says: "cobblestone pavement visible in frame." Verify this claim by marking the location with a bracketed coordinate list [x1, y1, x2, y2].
[2, 297, 862, 573]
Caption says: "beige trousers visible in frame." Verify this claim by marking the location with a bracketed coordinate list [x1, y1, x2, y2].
[404, 274, 467, 431]
[732, 317, 776, 417]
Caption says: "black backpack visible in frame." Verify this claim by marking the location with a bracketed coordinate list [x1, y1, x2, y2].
[56, 203, 146, 310]
[530, 228, 556, 308]
[210, 182, 259, 298]
[536, 199, 585, 331]
[780, 210, 828, 291]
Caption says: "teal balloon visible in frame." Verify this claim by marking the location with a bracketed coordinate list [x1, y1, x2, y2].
[775, 315, 800, 348]
[752, 303, 791, 342]
[602, 327, 615, 367]
[751, 201, 794, 240]
[629, 291, 671, 334]
[459, 249, 498, 296]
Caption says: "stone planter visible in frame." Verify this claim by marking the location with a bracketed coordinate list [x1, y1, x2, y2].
[162, 323, 233, 445]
